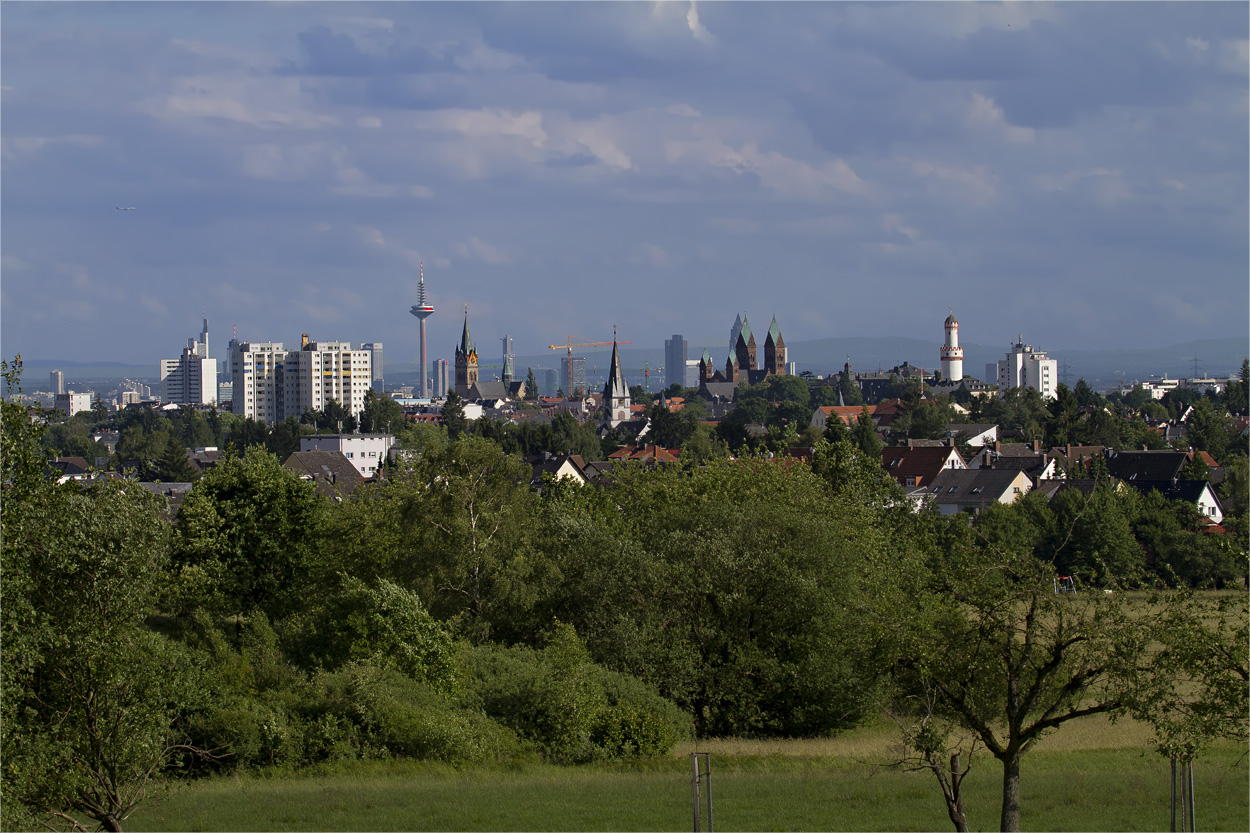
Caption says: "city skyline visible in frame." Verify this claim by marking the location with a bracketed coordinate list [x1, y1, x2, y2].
[2, 2, 1247, 368]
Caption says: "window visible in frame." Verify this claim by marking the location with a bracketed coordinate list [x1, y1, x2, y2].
[970, 486, 983, 494]
[947, 486, 958, 493]
[345, 452, 353, 458]
[905, 477, 916, 486]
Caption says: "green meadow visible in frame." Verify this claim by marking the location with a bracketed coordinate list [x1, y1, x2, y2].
[130, 715, 1249, 832]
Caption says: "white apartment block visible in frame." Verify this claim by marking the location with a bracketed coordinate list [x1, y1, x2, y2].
[54, 392, 93, 416]
[300, 434, 394, 477]
[161, 319, 218, 406]
[230, 336, 373, 425]
[995, 337, 1058, 400]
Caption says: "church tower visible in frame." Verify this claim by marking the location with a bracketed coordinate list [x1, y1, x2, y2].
[601, 332, 632, 427]
[454, 307, 479, 397]
[699, 348, 716, 383]
[735, 316, 758, 374]
[763, 316, 786, 375]
[724, 349, 740, 383]
[940, 312, 964, 382]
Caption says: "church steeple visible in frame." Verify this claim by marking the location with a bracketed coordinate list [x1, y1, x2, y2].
[454, 306, 479, 397]
[601, 329, 631, 428]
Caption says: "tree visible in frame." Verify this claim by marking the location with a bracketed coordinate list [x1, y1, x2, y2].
[850, 406, 883, 458]
[156, 436, 201, 483]
[860, 531, 1151, 832]
[526, 367, 538, 399]
[168, 445, 326, 621]
[359, 388, 404, 435]
[439, 390, 468, 441]
[4, 359, 201, 830]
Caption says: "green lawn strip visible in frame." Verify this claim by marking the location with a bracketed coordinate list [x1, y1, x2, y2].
[130, 742, 1247, 832]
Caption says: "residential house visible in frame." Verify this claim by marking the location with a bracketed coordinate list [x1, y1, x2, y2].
[283, 450, 365, 499]
[944, 423, 998, 448]
[881, 445, 967, 489]
[921, 468, 1033, 515]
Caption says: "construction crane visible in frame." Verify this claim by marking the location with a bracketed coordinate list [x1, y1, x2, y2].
[549, 336, 632, 396]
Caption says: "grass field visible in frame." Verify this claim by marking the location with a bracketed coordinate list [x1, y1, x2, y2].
[129, 714, 1248, 832]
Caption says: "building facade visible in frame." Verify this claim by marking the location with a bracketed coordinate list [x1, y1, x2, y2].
[995, 337, 1058, 400]
[49, 369, 65, 395]
[54, 392, 93, 416]
[431, 359, 450, 399]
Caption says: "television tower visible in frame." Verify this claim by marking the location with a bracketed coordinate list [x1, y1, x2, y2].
[409, 263, 435, 397]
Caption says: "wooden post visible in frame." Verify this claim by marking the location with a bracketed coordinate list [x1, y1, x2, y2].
[1170, 755, 1177, 832]
[691, 753, 712, 832]
[1186, 758, 1196, 833]
[692, 753, 701, 833]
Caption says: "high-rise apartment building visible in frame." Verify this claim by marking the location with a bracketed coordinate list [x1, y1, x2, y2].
[995, 336, 1058, 400]
[664, 335, 687, 390]
[230, 336, 373, 424]
[49, 369, 65, 395]
[161, 319, 217, 406]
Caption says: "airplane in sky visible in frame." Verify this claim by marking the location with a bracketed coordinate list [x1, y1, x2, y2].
[115, 206, 136, 210]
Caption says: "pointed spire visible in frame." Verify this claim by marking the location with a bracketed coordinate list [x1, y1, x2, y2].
[459, 305, 472, 354]
[766, 315, 782, 346]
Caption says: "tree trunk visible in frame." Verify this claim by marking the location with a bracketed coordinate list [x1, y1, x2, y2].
[946, 753, 969, 833]
[999, 754, 1021, 832]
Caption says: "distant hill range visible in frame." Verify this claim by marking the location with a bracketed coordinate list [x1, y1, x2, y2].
[21, 337, 1247, 393]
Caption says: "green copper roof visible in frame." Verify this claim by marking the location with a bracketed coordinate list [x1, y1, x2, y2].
[767, 316, 782, 344]
[738, 316, 753, 343]
[702, 348, 712, 363]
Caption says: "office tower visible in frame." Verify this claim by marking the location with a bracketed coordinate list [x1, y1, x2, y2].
[432, 359, 450, 398]
[49, 369, 65, 395]
[562, 357, 586, 395]
[409, 264, 435, 397]
[664, 335, 687, 390]
[160, 319, 217, 405]
[362, 342, 384, 393]
[501, 334, 515, 384]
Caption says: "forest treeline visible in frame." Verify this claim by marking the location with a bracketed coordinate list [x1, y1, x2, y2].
[3, 357, 1247, 832]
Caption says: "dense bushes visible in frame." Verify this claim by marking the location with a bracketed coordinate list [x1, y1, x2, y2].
[457, 624, 690, 762]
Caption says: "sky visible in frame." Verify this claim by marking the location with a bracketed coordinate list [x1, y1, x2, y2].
[2, 1, 1247, 371]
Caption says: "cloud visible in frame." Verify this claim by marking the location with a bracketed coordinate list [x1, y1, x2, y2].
[686, 2, 717, 46]
[629, 242, 674, 269]
[905, 158, 998, 207]
[966, 92, 1034, 144]
[1, 134, 104, 159]
[454, 236, 513, 266]
[357, 116, 383, 128]
[138, 294, 169, 319]
[139, 75, 338, 130]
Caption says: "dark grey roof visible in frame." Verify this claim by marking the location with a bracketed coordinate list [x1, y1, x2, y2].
[926, 468, 1028, 509]
[697, 381, 740, 402]
[1105, 450, 1188, 483]
[282, 451, 364, 498]
[1128, 479, 1216, 507]
[468, 381, 510, 401]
